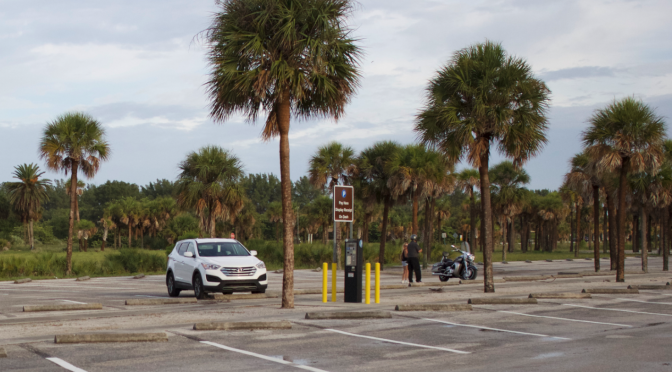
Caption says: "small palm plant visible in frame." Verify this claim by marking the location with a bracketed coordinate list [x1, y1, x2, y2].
[4, 163, 52, 251]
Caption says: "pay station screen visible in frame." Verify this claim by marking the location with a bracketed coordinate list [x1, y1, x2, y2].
[345, 243, 357, 267]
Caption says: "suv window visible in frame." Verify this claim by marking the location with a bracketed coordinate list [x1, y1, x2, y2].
[197, 243, 250, 257]
[186, 242, 196, 256]
[177, 242, 188, 256]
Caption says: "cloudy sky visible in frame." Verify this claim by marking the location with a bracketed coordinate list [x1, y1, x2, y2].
[1, 0, 671, 190]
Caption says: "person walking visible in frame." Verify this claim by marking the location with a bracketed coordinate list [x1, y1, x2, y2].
[407, 234, 422, 283]
[401, 243, 409, 284]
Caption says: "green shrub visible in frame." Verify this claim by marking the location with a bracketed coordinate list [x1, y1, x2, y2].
[105, 249, 166, 274]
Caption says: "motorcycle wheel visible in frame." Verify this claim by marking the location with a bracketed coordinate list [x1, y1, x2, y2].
[464, 265, 478, 280]
[439, 275, 449, 282]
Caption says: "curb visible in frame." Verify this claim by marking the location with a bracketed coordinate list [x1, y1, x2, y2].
[409, 282, 459, 287]
[552, 274, 583, 279]
[459, 279, 506, 285]
[305, 311, 391, 320]
[14, 278, 31, 284]
[395, 304, 472, 312]
[468, 298, 538, 305]
[627, 285, 671, 290]
[0, 347, 6, 358]
[213, 293, 278, 300]
[529, 293, 592, 299]
[76, 276, 90, 281]
[194, 320, 292, 331]
[582, 288, 639, 294]
[503, 276, 551, 282]
[24, 303, 102, 312]
[54, 333, 168, 344]
[125, 298, 198, 306]
[557, 272, 580, 275]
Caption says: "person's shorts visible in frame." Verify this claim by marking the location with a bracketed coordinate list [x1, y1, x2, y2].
[401, 260, 408, 267]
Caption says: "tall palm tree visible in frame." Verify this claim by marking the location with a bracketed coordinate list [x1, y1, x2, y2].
[4, 164, 52, 251]
[416, 41, 550, 292]
[583, 97, 666, 282]
[490, 161, 529, 261]
[308, 141, 356, 269]
[39, 112, 109, 275]
[203, 0, 361, 308]
[176, 146, 244, 239]
[456, 169, 480, 248]
[357, 141, 402, 268]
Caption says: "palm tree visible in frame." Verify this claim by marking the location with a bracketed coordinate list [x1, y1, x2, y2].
[4, 164, 52, 251]
[357, 141, 402, 268]
[457, 169, 480, 248]
[309, 141, 356, 269]
[416, 41, 550, 292]
[583, 97, 666, 282]
[39, 112, 109, 274]
[176, 146, 244, 239]
[490, 161, 529, 261]
[203, 0, 361, 308]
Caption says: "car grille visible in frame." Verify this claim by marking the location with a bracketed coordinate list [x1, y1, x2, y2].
[221, 266, 256, 276]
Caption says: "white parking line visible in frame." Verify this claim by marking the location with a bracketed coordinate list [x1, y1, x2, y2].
[201, 341, 328, 371]
[563, 304, 672, 317]
[46, 357, 88, 372]
[616, 298, 672, 305]
[422, 318, 571, 340]
[325, 328, 470, 354]
[497, 310, 632, 327]
[60, 300, 87, 304]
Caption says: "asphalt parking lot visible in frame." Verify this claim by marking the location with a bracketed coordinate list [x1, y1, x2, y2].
[1, 257, 671, 371]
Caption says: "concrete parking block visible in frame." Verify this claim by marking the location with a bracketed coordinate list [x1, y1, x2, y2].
[13, 278, 31, 284]
[409, 281, 459, 287]
[0, 347, 6, 358]
[468, 298, 538, 305]
[76, 276, 90, 281]
[553, 274, 584, 279]
[529, 293, 592, 299]
[558, 272, 580, 275]
[193, 320, 292, 331]
[133, 274, 146, 279]
[395, 304, 472, 311]
[582, 288, 639, 294]
[125, 298, 198, 306]
[23, 303, 103, 312]
[503, 276, 551, 282]
[460, 279, 506, 285]
[579, 271, 614, 277]
[305, 311, 392, 319]
[627, 285, 671, 290]
[213, 293, 278, 300]
[54, 333, 168, 344]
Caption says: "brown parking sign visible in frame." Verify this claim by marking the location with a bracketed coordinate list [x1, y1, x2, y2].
[333, 185, 354, 222]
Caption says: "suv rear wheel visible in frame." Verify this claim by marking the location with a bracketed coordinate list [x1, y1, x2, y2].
[167, 273, 181, 297]
[193, 273, 206, 299]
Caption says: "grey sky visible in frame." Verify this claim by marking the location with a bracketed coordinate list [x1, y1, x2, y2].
[1, 0, 671, 190]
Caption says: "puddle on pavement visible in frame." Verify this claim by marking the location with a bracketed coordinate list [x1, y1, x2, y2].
[271, 356, 311, 365]
[532, 352, 564, 359]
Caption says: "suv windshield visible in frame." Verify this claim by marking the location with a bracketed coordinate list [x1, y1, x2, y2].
[197, 242, 250, 257]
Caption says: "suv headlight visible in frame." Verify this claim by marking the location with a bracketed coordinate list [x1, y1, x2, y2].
[201, 263, 221, 270]
[255, 261, 266, 270]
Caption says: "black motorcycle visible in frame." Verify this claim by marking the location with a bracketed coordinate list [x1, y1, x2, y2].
[431, 245, 478, 282]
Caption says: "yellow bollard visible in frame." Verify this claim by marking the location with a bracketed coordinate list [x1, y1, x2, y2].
[365, 263, 371, 304]
[375, 263, 380, 304]
[331, 263, 337, 302]
[322, 262, 328, 303]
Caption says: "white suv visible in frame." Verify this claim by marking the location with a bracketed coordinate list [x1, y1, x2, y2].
[166, 238, 268, 299]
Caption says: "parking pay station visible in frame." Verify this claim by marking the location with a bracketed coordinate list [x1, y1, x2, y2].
[344, 239, 363, 303]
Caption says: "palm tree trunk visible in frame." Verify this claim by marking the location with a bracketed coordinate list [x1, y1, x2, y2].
[379, 198, 390, 269]
[29, 220, 35, 251]
[592, 185, 599, 268]
[209, 203, 216, 238]
[570, 205, 574, 253]
[501, 217, 507, 262]
[665, 206, 670, 271]
[478, 144, 495, 293]
[336, 221, 342, 270]
[412, 191, 419, 235]
[633, 213, 639, 252]
[640, 205, 648, 273]
[616, 158, 629, 282]
[603, 205, 608, 254]
[128, 224, 132, 248]
[576, 204, 582, 256]
[276, 90, 295, 309]
[469, 187, 476, 249]
[66, 161, 78, 275]
[422, 198, 433, 269]
[508, 218, 515, 253]
[101, 225, 107, 252]
[608, 195, 617, 271]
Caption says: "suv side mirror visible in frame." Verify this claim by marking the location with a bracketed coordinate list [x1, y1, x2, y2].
[250, 250, 257, 256]
[184, 252, 194, 258]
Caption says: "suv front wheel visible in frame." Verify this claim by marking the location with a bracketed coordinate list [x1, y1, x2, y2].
[193, 273, 206, 300]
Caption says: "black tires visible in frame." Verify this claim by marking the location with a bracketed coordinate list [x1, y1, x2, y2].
[439, 275, 450, 282]
[166, 273, 181, 297]
[252, 288, 266, 294]
[193, 274, 206, 299]
[468, 265, 478, 280]
[462, 265, 478, 280]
